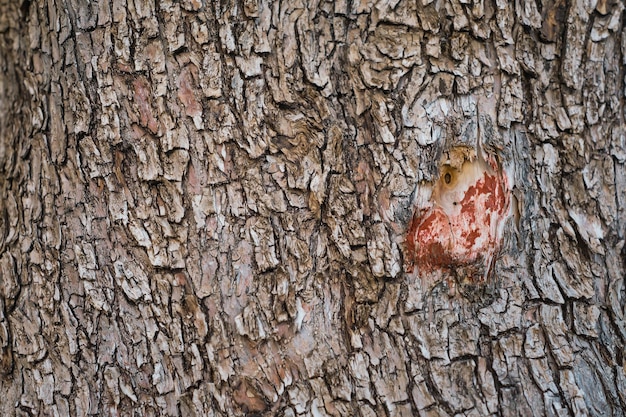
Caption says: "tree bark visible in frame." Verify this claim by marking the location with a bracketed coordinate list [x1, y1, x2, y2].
[0, 0, 625, 416]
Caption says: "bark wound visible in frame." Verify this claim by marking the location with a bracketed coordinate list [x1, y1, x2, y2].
[406, 146, 510, 286]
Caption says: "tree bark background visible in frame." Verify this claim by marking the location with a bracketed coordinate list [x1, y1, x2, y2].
[0, 0, 625, 416]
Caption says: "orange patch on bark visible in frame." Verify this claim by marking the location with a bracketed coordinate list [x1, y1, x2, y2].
[132, 77, 160, 134]
[177, 65, 203, 119]
[406, 149, 510, 283]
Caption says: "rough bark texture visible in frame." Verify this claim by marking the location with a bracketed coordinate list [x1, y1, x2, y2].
[1, 0, 625, 416]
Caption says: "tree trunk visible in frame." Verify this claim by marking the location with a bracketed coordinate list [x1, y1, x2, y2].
[1, 0, 625, 415]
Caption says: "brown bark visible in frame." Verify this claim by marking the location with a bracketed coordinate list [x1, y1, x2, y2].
[0, 0, 625, 416]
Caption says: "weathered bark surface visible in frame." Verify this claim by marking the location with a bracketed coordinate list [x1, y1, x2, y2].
[0, 0, 625, 415]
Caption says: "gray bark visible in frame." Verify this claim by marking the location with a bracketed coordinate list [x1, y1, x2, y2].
[0, 0, 625, 416]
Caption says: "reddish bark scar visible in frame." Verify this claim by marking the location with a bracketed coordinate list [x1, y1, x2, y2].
[132, 77, 160, 134]
[178, 65, 203, 119]
[406, 148, 510, 283]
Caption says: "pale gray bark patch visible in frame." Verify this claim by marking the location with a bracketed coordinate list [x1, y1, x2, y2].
[0, 0, 625, 416]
